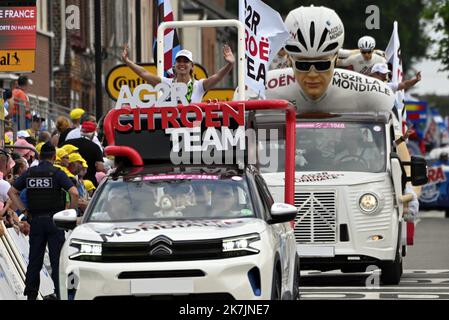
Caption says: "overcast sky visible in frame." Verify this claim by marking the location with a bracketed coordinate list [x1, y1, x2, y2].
[409, 19, 449, 96]
[409, 59, 449, 96]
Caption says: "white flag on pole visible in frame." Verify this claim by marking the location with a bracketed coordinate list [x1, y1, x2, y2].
[239, 0, 289, 98]
[385, 21, 406, 130]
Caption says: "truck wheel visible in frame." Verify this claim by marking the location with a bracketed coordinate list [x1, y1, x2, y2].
[271, 267, 282, 300]
[446, 210, 449, 218]
[381, 247, 403, 285]
[292, 254, 300, 300]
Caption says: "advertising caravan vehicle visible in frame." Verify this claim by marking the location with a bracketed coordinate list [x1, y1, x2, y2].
[53, 100, 301, 300]
[256, 109, 428, 285]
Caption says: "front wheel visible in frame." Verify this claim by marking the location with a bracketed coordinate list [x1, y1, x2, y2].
[292, 254, 300, 300]
[445, 209, 449, 218]
[381, 246, 403, 285]
[271, 267, 282, 300]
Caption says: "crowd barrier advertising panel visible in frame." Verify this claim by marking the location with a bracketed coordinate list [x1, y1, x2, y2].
[7, 229, 55, 296]
[0, 234, 25, 299]
[0, 1, 36, 72]
[1, 221, 54, 299]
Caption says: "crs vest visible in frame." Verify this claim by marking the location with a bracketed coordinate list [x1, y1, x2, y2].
[26, 166, 66, 212]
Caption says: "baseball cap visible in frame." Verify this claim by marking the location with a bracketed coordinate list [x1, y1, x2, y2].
[56, 148, 69, 161]
[70, 108, 86, 120]
[61, 144, 79, 154]
[13, 139, 34, 157]
[83, 180, 96, 192]
[175, 49, 193, 62]
[17, 130, 30, 138]
[69, 153, 85, 164]
[371, 63, 389, 74]
[81, 121, 97, 133]
[81, 159, 88, 168]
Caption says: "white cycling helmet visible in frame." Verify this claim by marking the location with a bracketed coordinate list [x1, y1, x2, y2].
[358, 36, 376, 51]
[284, 6, 345, 58]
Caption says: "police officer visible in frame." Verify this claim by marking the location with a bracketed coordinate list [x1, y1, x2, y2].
[8, 142, 79, 300]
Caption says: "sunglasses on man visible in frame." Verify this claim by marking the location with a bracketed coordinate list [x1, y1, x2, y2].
[361, 50, 373, 55]
[292, 58, 334, 73]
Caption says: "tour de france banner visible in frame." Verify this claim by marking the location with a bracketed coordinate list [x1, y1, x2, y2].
[0, 1, 36, 72]
[239, 0, 289, 98]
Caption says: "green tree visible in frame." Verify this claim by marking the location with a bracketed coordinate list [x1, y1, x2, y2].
[228, 0, 429, 72]
[423, 0, 449, 73]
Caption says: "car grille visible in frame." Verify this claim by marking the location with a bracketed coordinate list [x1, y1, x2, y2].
[294, 191, 337, 243]
[101, 238, 223, 262]
[118, 270, 206, 279]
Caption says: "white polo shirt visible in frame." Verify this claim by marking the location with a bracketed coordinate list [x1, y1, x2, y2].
[161, 77, 205, 103]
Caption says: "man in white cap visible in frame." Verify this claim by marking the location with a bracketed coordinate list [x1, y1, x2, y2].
[122, 44, 235, 103]
[370, 63, 422, 92]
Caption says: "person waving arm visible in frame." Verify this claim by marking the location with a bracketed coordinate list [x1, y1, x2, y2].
[121, 43, 162, 86]
[202, 45, 235, 91]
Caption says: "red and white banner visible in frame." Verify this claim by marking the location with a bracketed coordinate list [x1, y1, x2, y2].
[239, 0, 289, 98]
[153, 0, 181, 77]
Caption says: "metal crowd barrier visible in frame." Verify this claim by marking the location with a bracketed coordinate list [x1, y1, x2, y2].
[1, 88, 71, 144]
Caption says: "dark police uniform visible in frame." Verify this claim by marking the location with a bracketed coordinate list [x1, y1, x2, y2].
[13, 160, 74, 299]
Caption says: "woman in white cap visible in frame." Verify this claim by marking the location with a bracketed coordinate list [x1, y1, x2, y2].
[122, 44, 235, 103]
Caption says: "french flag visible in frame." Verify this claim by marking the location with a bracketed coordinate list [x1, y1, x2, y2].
[153, 0, 181, 77]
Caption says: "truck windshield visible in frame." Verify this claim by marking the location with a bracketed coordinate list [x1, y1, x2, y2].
[259, 121, 386, 173]
[87, 175, 255, 222]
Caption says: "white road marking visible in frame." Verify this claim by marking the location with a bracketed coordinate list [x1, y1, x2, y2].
[302, 269, 449, 275]
[302, 286, 449, 290]
[300, 292, 449, 300]
[397, 294, 440, 299]
[418, 211, 446, 219]
[301, 294, 347, 299]
[301, 269, 449, 300]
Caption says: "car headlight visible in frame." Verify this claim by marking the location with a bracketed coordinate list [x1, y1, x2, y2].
[69, 239, 102, 261]
[222, 233, 260, 258]
[359, 193, 379, 214]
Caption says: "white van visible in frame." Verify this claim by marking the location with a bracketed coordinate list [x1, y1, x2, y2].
[256, 111, 427, 284]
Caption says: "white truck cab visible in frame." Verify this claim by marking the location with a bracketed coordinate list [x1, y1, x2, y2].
[256, 111, 427, 284]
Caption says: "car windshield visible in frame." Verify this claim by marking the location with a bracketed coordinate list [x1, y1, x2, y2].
[87, 174, 255, 222]
[259, 121, 386, 173]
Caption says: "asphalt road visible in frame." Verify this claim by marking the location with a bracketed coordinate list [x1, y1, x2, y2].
[299, 211, 449, 300]
[406, 211, 449, 269]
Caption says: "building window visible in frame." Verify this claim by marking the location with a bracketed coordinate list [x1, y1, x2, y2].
[70, 90, 80, 109]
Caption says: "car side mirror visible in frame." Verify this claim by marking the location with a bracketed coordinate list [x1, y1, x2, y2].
[269, 203, 298, 224]
[410, 156, 428, 186]
[53, 209, 78, 230]
[391, 153, 429, 187]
